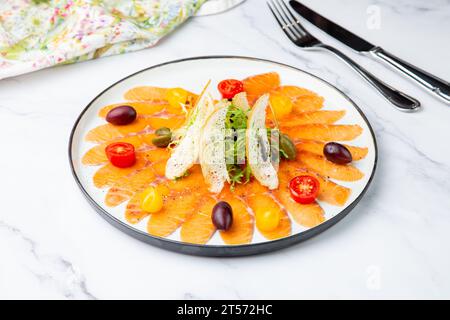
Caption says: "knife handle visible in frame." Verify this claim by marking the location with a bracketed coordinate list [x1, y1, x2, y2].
[317, 44, 421, 112]
[370, 47, 450, 104]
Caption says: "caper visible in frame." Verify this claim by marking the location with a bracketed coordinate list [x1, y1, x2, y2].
[280, 133, 297, 160]
[155, 127, 171, 136]
[152, 134, 172, 148]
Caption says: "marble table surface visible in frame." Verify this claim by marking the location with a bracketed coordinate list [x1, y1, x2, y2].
[1, 0, 449, 300]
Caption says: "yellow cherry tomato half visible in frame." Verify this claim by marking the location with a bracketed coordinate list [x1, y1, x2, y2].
[255, 209, 280, 232]
[140, 187, 163, 213]
[166, 88, 188, 109]
[269, 94, 293, 119]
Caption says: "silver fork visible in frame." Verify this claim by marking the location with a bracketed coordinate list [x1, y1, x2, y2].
[267, 0, 421, 112]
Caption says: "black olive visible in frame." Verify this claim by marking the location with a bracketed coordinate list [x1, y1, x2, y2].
[212, 201, 233, 230]
[106, 105, 137, 125]
[323, 142, 353, 164]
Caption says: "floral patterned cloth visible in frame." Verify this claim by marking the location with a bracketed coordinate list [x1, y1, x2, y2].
[0, 0, 206, 79]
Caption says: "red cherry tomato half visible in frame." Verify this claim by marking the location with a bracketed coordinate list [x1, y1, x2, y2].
[218, 79, 244, 99]
[289, 175, 320, 204]
[105, 142, 136, 168]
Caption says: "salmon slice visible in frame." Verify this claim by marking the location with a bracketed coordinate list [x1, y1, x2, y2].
[278, 110, 345, 127]
[142, 147, 170, 163]
[277, 192, 325, 228]
[145, 115, 185, 130]
[105, 166, 156, 207]
[85, 115, 185, 144]
[295, 140, 368, 161]
[124, 86, 169, 102]
[246, 194, 291, 240]
[180, 196, 217, 244]
[315, 174, 351, 206]
[82, 144, 110, 166]
[98, 102, 167, 118]
[151, 160, 167, 177]
[85, 118, 154, 143]
[279, 162, 351, 206]
[125, 192, 148, 224]
[231, 179, 268, 198]
[219, 195, 254, 245]
[243, 72, 281, 104]
[270, 86, 324, 112]
[286, 124, 363, 141]
[147, 191, 200, 237]
[93, 153, 147, 188]
[274, 170, 325, 228]
[165, 165, 206, 192]
[93, 149, 169, 188]
[81, 134, 155, 166]
[299, 152, 364, 182]
[125, 184, 171, 224]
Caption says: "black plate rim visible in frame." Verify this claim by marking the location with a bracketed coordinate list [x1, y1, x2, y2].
[68, 55, 378, 257]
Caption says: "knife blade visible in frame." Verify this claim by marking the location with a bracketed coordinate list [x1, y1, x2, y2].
[289, 0, 450, 104]
[289, 1, 375, 52]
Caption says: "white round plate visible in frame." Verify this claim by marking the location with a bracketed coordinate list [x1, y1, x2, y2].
[69, 56, 377, 256]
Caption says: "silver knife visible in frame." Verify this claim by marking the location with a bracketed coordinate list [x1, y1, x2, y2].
[289, 0, 450, 104]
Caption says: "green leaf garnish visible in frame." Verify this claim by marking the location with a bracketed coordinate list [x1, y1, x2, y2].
[224, 103, 252, 189]
[174, 170, 190, 181]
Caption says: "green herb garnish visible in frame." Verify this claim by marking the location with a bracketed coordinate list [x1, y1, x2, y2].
[174, 170, 190, 181]
[224, 104, 251, 189]
[32, 0, 50, 4]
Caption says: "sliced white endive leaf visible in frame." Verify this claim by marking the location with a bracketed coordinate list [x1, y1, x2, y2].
[232, 92, 250, 112]
[165, 82, 215, 180]
[246, 94, 279, 190]
[200, 104, 230, 193]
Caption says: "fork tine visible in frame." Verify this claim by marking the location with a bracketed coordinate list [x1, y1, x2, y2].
[269, 0, 302, 41]
[273, 0, 307, 38]
[267, 1, 297, 43]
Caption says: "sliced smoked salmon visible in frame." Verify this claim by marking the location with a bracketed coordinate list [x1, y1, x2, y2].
[125, 193, 149, 224]
[246, 194, 291, 240]
[125, 184, 171, 224]
[165, 165, 205, 192]
[85, 119, 154, 144]
[296, 140, 368, 161]
[243, 72, 281, 104]
[85, 116, 185, 144]
[279, 162, 351, 206]
[105, 166, 156, 207]
[286, 124, 363, 141]
[124, 86, 169, 102]
[231, 179, 268, 198]
[278, 110, 345, 127]
[299, 151, 364, 182]
[145, 115, 185, 130]
[180, 196, 217, 244]
[98, 102, 167, 118]
[275, 170, 325, 228]
[270, 86, 324, 112]
[93, 154, 147, 188]
[93, 148, 169, 188]
[219, 195, 254, 245]
[81, 134, 155, 166]
[147, 191, 200, 237]
[315, 174, 351, 206]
